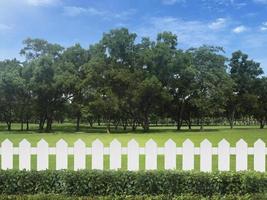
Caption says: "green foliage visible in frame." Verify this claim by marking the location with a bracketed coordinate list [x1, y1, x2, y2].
[0, 28, 266, 132]
[0, 170, 265, 197]
[0, 194, 266, 200]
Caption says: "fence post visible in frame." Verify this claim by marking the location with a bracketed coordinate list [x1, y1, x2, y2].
[19, 139, 31, 170]
[110, 139, 121, 170]
[182, 139, 194, 170]
[1, 139, 13, 170]
[56, 139, 68, 170]
[37, 139, 49, 170]
[200, 139, 212, 172]
[164, 139, 176, 170]
[127, 139, 139, 171]
[236, 139, 247, 171]
[145, 139, 157, 170]
[74, 139, 86, 170]
[254, 139, 265, 172]
[92, 139, 104, 170]
[218, 139, 230, 171]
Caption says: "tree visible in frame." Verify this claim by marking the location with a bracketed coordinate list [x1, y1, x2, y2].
[20, 38, 69, 132]
[253, 77, 267, 128]
[60, 44, 89, 131]
[188, 46, 231, 130]
[227, 51, 263, 128]
[0, 59, 22, 130]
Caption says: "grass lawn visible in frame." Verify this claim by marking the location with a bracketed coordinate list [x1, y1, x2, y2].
[0, 123, 266, 171]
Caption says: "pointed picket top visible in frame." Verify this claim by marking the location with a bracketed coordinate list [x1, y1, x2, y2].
[200, 139, 212, 146]
[145, 139, 157, 147]
[254, 139, 265, 147]
[37, 139, 48, 146]
[92, 139, 103, 147]
[183, 139, 194, 146]
[236, 139, 247, 147]
[74, 139, 85, 147]
[110, 139, 120, 146]
[1, 139, 12, 147]
[128, 139, 138, 147]
[56, 139, 68, 147]
[218, 139, 229, 147]
[19, 139, 30, 147]
[165, 139, 176, 146]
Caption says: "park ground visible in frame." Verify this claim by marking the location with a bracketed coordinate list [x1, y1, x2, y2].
[0, 123, 266, 171]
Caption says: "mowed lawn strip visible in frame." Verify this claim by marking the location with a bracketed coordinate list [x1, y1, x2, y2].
[0, 124, 266, 171]
[0, 123, 266, 147]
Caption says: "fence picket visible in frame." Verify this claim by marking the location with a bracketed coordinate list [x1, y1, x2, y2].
[56, 139, 68, 170]
[236, 139, 248, 171]
[37, 139, 49, 170]
[254, 139, 265, 172]
[92, 139, 104, 170]
[127, 139, 139, 171]
[200, 139, 212, 172]
[145, 139, 157, 170]
[164, 139, 176, 170]
[74, 139, 86, 170]
[19, 139, 31, 170]
[0, 138, 265, 172]
[1, 139, 13, 170]
[218, 139, 230, 171]
[110, 139, 121, 170]
[182, 139, 194, 170]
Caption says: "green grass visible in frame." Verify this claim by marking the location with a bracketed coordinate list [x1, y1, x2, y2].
[0, 123, 266, 171]
[0, 123, 266, 146]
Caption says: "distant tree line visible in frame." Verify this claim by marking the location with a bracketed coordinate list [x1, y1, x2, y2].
[0, 28, 266, 132]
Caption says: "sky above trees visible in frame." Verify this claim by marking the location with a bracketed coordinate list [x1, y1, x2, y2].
[0, 0, 267, 71]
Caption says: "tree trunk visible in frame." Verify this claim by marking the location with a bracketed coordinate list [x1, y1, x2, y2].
[89, 120, 93, 128]
[200, 117, 204, 131]
[132, 120, 137, 131]
[6, 122, 11, 131]
[39, 115, 45, 131]
[228, 110, 235, 129]
[106, 117, 111, 134]
[45, 117, 52, 132]
[76, 115, 81, 132]
[26, 120, 29, 131]
[176, 103, 185, 131]
[260, 120, 265, 129]
[142, 116, 149, 132]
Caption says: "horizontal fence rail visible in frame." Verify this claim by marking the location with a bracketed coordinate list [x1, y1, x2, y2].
[0, 139, 266, 172]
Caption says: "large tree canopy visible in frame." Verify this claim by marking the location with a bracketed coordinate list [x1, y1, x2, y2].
[0, 28, 266, 132]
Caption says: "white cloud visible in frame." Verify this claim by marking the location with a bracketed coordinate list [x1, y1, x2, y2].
[208, 18, 227, 30]
[260, 22, 267, 31]
[135, 16, 231, 47]
[161, 0, 185, 5]
[0, 23, 12, 31]
[26, 0, 61, 6]
[63, 6, 104, 17]
[232, 25, 247, 33]
[63, 6, 136, 20]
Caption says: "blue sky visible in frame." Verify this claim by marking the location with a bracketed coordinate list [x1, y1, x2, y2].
[0, 0, 267, 70]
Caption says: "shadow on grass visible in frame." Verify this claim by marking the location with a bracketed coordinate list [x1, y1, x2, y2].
[0, 122, 232, 134]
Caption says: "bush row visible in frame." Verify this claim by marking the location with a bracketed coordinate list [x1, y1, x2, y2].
[0, 194, 266, 200]
[0, 170, 266, 196]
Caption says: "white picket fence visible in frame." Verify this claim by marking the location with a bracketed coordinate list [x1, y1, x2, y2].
[0, 139, 266, 172]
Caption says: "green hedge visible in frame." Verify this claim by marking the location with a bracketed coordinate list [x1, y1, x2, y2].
[0, 170, 266, 197]
[0, 194, 266, 200]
